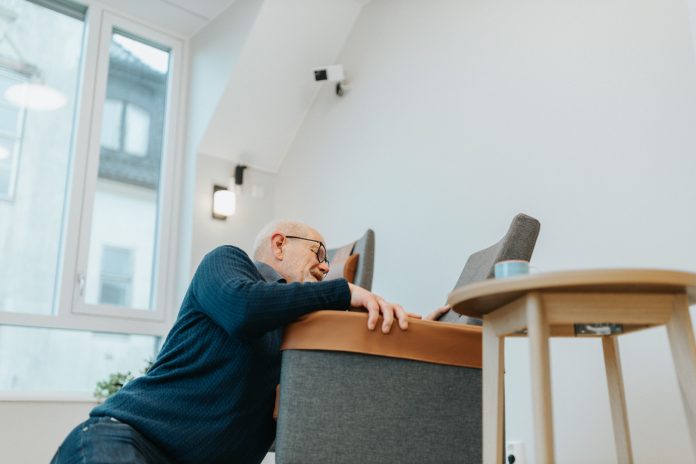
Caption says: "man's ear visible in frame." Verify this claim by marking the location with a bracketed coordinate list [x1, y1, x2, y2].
[270, 233, 285, 260]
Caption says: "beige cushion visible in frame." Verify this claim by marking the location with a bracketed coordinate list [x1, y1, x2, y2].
[342, 253, 359, 282]
[325, 242, 359, 283]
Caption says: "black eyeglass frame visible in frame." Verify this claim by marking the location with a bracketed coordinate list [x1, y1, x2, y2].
[285, 235, 330, 265]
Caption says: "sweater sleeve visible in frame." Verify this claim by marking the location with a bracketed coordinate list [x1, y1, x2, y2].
[191, 246, 351, 337]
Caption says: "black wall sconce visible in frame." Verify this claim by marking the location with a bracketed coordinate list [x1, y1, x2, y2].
[212, 165, 247, 220]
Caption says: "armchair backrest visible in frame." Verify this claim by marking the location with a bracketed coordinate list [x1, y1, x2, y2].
[325, 229, 375, 291]
[439, 213, 541, 323]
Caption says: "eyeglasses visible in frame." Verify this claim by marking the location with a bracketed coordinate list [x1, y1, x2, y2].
[285, 235, 329, 265]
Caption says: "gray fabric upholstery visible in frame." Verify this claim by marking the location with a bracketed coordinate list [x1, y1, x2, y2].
[439, 213, 541, 325]
[455, 213, 540, 287]
[327, 229, 375, 291]
[275, 350, 481, 464]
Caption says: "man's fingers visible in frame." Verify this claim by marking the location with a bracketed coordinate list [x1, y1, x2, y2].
[394, 304, 409, 330]
[351, 284, 409, 333]
[424, 304, 452, 321]
[436, 304, 451, 316]
[366, 297, 380, 331]
[379, 298, 394, 334]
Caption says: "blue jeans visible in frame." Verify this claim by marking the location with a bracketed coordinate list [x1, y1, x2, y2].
[51, 416, 172, 464]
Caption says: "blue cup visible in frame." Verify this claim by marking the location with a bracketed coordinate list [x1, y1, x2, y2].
[494, 260, 530, 279]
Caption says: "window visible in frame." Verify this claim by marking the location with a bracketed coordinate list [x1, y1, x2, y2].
[0, 0, 84, 316]
[100, 98, 152, 157]
[0, 0, 183, 394]
[0, 325, 159, 392]
[82, 27, 173, 313]
[0, 69, 26, 200]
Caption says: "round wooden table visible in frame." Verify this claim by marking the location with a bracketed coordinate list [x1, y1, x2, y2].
[447, 269, 696, 464]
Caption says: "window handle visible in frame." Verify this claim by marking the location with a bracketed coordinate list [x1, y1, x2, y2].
[77, 273, 86, 297]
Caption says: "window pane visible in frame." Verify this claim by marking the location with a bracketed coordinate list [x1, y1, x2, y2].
[0, 94, 22, 135]
[0, 325, 158, 393]
[86, 30, 170, 310]
[0, 0, 84, 314]
[124, 104, 150, 156]
[0, 71, 23, 200]
[101, 245, 133, 276]
[100, 98, 123, 151]
[0, 136, 16, 196]
[97, 245, 133, 307]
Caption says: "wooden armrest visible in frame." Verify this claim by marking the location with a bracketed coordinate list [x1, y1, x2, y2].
[281, 310, 482, 368]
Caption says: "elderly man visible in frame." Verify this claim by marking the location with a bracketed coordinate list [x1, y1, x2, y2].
[52, 220, 439, 464]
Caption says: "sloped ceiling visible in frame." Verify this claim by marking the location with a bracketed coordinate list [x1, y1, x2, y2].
[96, 0, 237, 38]
[197, 0, 366, 172]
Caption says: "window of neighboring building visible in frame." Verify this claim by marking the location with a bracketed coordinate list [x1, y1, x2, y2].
[100, 99, 151, 157]
[99, 246, 134, 307]
[124, 104, 150, 156]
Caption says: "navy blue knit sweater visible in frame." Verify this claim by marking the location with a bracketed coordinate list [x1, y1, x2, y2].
[92, 245, 351, 463]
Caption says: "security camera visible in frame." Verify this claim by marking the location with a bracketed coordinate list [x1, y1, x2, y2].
[313, 64, 344, 82]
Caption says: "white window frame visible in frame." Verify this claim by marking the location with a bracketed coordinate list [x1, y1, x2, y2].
[0, 1, 188, 338]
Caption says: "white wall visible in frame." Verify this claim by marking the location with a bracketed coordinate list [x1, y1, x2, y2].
[0, 397, 97, 463]
[274, 0, 696, 462]
[178, 0, 264, 296]
[191, 154, 276, 273]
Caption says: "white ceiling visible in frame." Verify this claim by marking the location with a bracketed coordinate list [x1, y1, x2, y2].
[96, 0, 237, 38]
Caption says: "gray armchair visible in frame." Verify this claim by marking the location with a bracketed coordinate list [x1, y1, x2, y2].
[439, 213, 541, 324]
[273, 214, 541, 464]
[325, 229, 375, 290]
[275, 313, 482, 464]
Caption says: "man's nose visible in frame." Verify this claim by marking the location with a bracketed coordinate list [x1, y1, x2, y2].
[318, 261, 330, 275]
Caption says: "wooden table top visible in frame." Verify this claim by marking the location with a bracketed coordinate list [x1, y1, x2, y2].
[447, 269, 696, 318]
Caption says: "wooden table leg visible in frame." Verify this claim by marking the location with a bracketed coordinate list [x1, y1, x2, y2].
[602, 336, 633, 464]
[483, 316, 505, 464]
[666, 294, 696, 459]
[527, 292, 555, 464]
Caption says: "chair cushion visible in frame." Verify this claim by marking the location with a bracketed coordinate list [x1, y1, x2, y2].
[342, 253, 359, 282]
[325, 241, 359, 283]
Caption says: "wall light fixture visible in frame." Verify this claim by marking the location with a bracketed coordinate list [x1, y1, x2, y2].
[212, 165, 247, 220]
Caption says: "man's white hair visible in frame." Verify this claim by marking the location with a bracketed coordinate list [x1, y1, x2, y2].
[252, 220, 311, 260]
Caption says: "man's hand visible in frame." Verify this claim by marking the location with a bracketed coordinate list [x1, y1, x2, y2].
[423, 304, 451, 321]
[348, 283, 409, 333]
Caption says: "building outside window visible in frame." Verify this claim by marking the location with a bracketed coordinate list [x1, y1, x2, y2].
[101, 98, 153, 158]
[99, 246, 134, 307]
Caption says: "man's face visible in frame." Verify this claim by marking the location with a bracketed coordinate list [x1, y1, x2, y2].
[278, 228, 330, 283]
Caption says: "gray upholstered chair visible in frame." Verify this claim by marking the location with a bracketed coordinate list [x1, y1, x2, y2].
[273, 214, 541, 464]
[439, 213, 541, 324]
[275, 313, 482, 464]
[268, 229, 376, 456]
[325, 229, 375, 290]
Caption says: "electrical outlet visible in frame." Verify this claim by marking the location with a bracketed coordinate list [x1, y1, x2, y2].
[506, 440, 525, 464]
